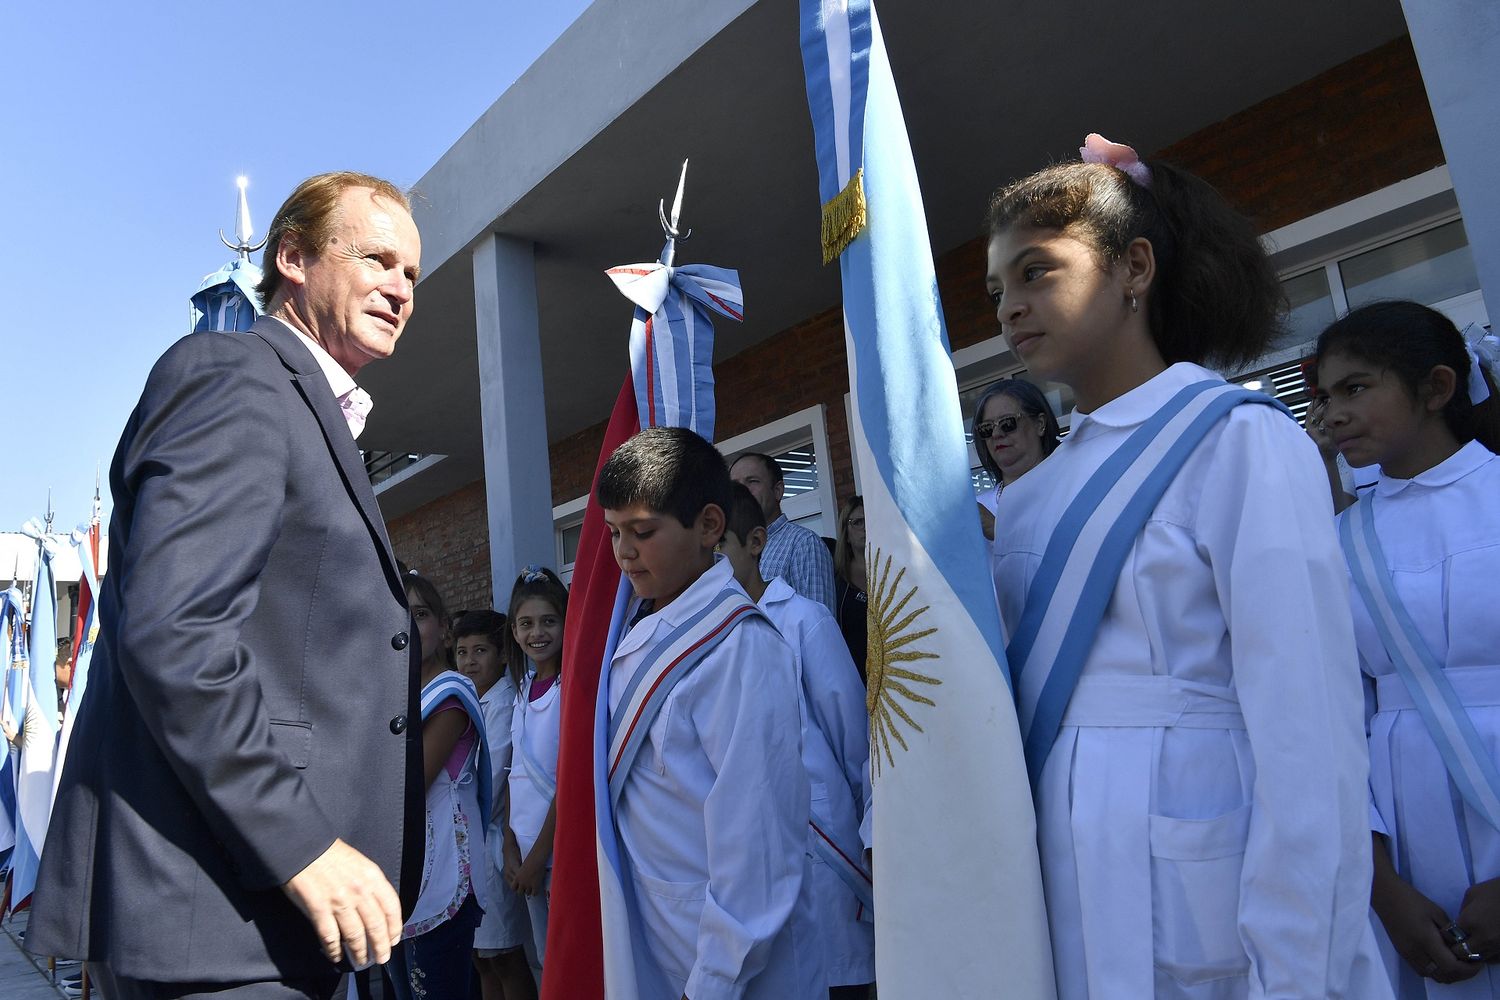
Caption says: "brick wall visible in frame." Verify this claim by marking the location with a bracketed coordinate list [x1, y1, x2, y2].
[386, 479, 493, 613]
[400, 36, 1447, 603]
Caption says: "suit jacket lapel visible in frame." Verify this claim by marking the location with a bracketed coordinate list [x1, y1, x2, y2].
[245, 317, 404, 596]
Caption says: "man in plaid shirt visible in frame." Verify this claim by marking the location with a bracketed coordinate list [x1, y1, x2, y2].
[730, 452, 837, 613]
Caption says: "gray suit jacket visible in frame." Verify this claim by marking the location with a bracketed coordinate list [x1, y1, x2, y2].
[29, 317, 424, 982]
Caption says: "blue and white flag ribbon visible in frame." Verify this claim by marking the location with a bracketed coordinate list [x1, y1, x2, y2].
[606, 261, 743, 442]
[799, 2, 1056, 994]
[1343, 493, 1500, 829]
[190, 258, 263, 333]
[1009, 382, 1288, 785]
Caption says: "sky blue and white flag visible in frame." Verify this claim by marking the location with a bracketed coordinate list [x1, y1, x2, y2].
[52, 515, 103, 809]
[605, 259, 743, 442]
[7, 520, 60, 913]
[799, 2, 1057, 995]
[190, 257, 263, 333]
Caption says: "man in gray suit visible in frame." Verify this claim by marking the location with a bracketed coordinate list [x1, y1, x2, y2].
[29, 172, 426, 999]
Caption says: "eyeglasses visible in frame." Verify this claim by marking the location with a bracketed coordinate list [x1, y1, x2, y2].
[975, 415, 1023, 440]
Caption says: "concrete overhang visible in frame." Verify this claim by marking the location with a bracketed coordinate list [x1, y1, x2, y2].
[361, 0, 1410, 518]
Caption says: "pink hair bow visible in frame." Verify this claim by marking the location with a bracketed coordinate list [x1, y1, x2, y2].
[1080, 133, 1152, 188]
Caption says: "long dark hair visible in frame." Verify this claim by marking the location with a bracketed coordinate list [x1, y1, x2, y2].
[969, 378, 1062, 482]
[987, 155, 1284, 372]
[1315, 300, 1500, 453]
[503, 566, 569, 685]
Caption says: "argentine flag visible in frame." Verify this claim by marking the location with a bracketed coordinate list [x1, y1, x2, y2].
[799, 1, 1057, 995]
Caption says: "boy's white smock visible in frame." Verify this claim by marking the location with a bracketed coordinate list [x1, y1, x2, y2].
[1347, 441, 1500, 999]
[992, 363, 1390, 1000]
[608, 557, 824, 1000]
[759, 576, 874, 988]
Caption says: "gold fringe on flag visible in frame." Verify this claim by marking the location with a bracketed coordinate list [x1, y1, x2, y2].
[820, 168, 867, 264]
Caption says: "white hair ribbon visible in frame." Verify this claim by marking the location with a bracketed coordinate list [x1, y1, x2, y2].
[1463, 324, 1499, 405]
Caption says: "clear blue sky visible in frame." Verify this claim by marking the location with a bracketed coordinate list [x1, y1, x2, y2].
[0, 0, 591, 533]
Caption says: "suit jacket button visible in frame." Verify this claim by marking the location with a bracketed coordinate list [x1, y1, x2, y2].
[390, 715, 408, 735]
[392, 631, 409, 650]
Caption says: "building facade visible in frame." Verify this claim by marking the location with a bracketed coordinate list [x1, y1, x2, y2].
[363, 1, 1498, 610]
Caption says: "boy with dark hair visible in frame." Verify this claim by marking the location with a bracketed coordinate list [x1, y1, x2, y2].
[720, 485, 874, 998]
[597, 426, 823, 1000]
[452, 610, 538, 1000]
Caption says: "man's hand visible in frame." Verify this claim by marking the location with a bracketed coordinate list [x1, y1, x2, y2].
[281, 838, 401, 968]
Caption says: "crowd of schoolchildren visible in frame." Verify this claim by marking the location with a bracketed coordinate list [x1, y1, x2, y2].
[383, 135, 1500, 1000]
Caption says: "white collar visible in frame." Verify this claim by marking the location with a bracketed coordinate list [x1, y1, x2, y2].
[269, 316, 361, 401]
[759, 575, 794, 608]
[615, 557, 741, 660]
[1374, 440, 1497, 497]
[1066, 362, 1222, 437]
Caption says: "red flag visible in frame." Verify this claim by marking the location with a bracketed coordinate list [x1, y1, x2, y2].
[541, 379, 639, 1000]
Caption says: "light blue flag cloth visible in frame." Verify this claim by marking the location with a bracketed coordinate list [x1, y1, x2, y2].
[7, 523, 60, 912]
[797, 1, 1056, 994]
[191, 257, 264, 333]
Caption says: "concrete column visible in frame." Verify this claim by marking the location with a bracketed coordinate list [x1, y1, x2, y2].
[472, 233, 554, 603]
[1401, 0, 1500, 322]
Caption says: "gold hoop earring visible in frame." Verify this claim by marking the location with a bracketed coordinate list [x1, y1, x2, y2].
[1127, 288, 1139, 313]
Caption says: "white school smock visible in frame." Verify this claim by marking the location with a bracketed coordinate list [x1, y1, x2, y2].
[508, 670, 561, 861]
[406, 671, 491, 937]
[608, 557, 824, 1000]
[759, 576, 874, 988]
[474, 675, 529, 952]
[1346, 441, 1500, 999]
[992, 363, 1390, 1000]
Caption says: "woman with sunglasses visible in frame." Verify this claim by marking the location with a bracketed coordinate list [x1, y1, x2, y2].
[971, 378, 1062, 540]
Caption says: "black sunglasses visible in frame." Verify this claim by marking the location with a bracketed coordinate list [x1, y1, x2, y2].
[975, 415, 1024, 440]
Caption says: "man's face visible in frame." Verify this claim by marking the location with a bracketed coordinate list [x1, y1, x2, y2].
[291, 187, 422, 376]
[730, 456, 782, 521]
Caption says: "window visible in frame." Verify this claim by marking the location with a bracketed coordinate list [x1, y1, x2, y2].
[551, 495, 587, 585]
[718, 406, 837, 537]
[1257, 166, 1489, 381]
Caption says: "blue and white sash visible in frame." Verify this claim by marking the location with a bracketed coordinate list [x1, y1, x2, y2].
[1009, 380, 1289, 786]
[514, 672, 558, 802]
[606, 586, 764, 810]
[1342, 494, 1500, 830]
[420, 672, 493, 829]
[811, 816, 875, 918]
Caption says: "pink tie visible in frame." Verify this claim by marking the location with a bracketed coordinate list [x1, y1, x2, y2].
[339, 386, 373, 439]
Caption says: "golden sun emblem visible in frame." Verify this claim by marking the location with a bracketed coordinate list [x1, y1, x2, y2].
[866, 546, 941, 774]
